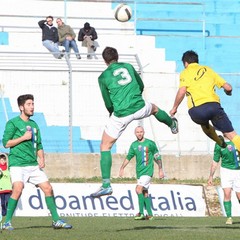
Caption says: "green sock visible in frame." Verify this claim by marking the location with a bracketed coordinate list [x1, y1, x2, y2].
[45, 196, 59, 222]
[223, 201, 232, 218]
[144, 197, 153, 216]
[154, 109, 172, 127]
[137, 193, 145, 215]
[100, 151, 112, 188]
[5, 198, 18, 223]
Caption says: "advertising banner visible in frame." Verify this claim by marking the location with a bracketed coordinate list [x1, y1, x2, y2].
[15, 183, 206, 217]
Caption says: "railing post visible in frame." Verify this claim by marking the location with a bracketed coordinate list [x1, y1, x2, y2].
[64, 53, 73, 153]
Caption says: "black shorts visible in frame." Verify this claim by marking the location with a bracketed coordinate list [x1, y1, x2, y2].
[188, 102, 234, 133]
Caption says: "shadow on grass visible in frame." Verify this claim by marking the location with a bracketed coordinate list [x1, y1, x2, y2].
[16, 225, 52, 230]
[116, 224, 240, 232]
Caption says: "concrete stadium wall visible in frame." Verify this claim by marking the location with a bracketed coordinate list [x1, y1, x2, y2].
[44, 153, 218, 180]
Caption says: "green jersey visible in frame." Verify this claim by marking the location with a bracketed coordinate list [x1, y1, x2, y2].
[126, 138, 161, 179]
[98, 62, 145, 117]
[213, 141, 240, 170]
[2, 116, 43, 167]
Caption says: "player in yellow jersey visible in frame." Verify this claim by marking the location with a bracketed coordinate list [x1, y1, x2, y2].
[170, 50, 240, 151]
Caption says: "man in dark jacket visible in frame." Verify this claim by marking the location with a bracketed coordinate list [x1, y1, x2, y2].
[78, 22, 98, 59]
[38, 16, 63, 59]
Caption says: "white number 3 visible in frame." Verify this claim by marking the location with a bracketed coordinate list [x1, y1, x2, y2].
[114, 68, 132, 85]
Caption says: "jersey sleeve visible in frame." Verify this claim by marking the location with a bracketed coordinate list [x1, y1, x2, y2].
[133, 66, 144, 93]
[152, 141, 161, 160]
[179, 71, 189, 88]
[211, 68, 226, 89]
[2, 120, 15, 147]
[98, 76, 114, 114]
[36, 125, 43, 151]
[213, 143, 221, 162]
[126, 143, 135, 161]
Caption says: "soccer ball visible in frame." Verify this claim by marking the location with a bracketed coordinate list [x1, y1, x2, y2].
[0, 169, 3, 179]
[114, 4, 132, 22]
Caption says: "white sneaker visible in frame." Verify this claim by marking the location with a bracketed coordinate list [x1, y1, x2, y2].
[226, 217, 233, 225]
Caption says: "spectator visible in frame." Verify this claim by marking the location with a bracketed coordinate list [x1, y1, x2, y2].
[78, 22, 98, 59]
[38, 16, 63, 59]
[0, 153, 12, 217]
[56, 18, 81, 59]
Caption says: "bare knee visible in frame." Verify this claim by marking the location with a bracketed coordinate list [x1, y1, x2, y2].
[101, 131, 117, 151]
[11, 182, 24, 199]
[151, 103, 158, 115]
[135, 185, 143, 194]
[39, 182, 53, 196]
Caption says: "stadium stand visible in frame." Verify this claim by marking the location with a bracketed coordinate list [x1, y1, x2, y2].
[0, 0, 239, 155]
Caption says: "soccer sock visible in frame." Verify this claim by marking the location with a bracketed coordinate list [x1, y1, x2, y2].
[45, 196, 59, 222]
[232, 135, 240, 152]
[144, 197, 153, 216]
[4, 198, 18, 223]
[137, 193, 145, 215]
[100, 151, 112, 188]
[223, 201, 232, 218]
[154, 109, 172, 127]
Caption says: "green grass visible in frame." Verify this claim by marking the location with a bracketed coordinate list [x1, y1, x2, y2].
[1, 216, 239, 240]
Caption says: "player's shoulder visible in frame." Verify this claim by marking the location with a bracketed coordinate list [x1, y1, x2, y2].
[7, 115, 20, 124]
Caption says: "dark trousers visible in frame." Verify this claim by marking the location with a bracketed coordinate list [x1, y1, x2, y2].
[1, 193, 11, 216]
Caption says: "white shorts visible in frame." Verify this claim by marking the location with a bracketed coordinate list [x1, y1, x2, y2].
[137, 175, 152, 190]
[220, 167, 240, 192]
[10, 166, 49, 186]
[105, 101, 152, 139]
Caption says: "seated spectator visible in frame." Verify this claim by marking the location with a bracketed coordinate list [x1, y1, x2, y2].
[56, 18, 81, 59]
[38, 16, 63, 59]
[0, 153, 12, 217]
[78, 22, 98, 59]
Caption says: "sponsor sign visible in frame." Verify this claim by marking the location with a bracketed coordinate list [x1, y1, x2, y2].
[15, 183, 206, 217]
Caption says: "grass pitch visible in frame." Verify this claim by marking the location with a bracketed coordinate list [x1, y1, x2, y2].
[1, 216, 240, 240]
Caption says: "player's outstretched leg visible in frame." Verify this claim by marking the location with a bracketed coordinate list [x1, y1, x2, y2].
[90, 185, 113, 198]
[153, 108, 178, 134]
[201, 124, 227, 148]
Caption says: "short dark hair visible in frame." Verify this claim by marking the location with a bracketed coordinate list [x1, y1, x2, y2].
[84, 22, 90, 30]
[0, 153, 7, 160]
[182, 50, 199, 64]
[46, 16, 53, 20]
[102, 47, 119, 64]
[17, 94, 34, 107]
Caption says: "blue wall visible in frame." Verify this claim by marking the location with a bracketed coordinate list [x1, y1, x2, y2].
[0, 98, 115, 153]
[121, 0, 240, 73]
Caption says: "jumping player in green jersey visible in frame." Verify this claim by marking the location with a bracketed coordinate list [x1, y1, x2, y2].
[2, 94, 72, 230]
[170, 50, 240, 151]
[119, 126, 164, 220]
[90, 47, 178, 198]
[208, 136, 240, 225]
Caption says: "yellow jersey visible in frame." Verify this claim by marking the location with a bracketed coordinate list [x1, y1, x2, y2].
[180, 63, 226, 109]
